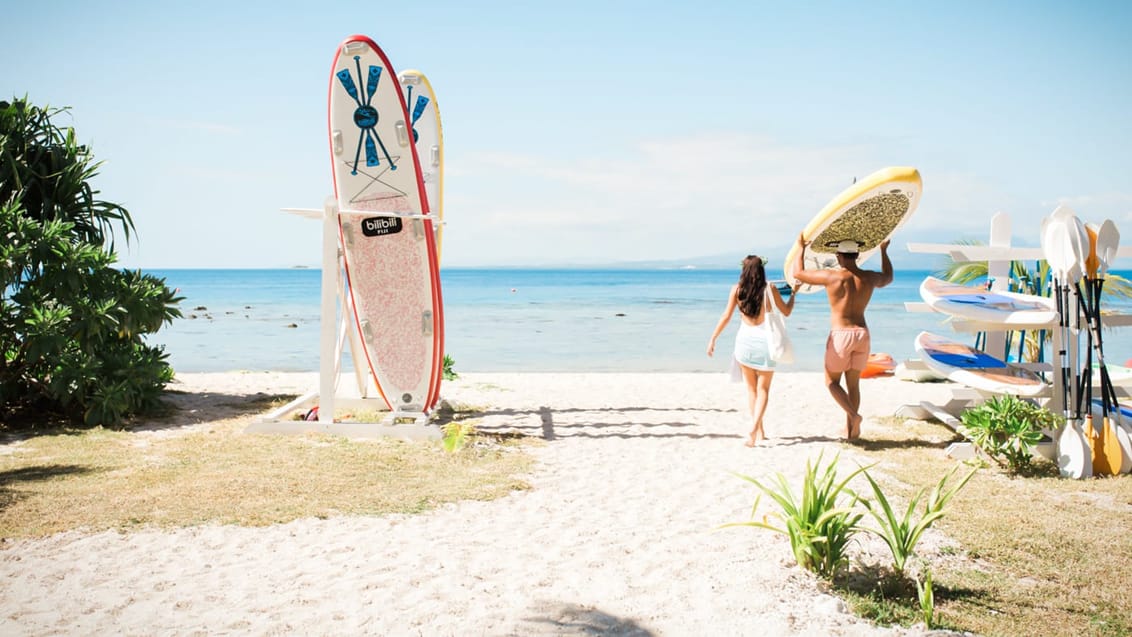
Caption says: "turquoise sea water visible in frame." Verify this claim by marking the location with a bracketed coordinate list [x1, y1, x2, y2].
[144, 268, 1132, 374]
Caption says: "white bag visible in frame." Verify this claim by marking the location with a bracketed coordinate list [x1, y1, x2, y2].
[764, 286, 794, 364]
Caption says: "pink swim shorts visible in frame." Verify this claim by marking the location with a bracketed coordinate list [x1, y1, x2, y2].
[825, 327, 871, 373]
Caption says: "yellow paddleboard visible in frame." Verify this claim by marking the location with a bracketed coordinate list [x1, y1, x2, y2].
[399, 69, 445, 263]
[784, 166, 922, 293]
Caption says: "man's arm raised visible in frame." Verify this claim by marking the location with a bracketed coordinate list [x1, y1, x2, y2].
[792, 233, 834, 286]
[875, 239, 894, 288]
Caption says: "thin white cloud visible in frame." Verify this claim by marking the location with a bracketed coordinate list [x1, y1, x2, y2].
[446, 135, 1132, 266]
[447, 135, 890, 265]
[154, 118, 243, 135]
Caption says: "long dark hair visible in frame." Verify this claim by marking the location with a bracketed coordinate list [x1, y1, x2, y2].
[736, 255, 767, 317]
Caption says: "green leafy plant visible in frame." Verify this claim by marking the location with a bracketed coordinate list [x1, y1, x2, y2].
[1, 97, 182, 427]
[442, 421, 476, 453]
[725, 452, 867, 578]
[859, 464, 977, 576]
[442, 354, 458, 380]
[959, 395, 1058, 472]
[916, 566, 936, 629]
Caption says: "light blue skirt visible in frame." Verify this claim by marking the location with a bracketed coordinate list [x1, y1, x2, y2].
[733, 322, 775, 372]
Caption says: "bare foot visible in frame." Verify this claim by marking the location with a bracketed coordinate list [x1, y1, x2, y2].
[847, 414, 863, 440]
[744, 429, 765, 447]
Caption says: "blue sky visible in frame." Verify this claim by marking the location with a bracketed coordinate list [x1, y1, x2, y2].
[3, 1, 1130, 270]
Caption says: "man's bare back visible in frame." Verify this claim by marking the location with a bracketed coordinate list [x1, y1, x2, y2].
[791, 237, 893, 328]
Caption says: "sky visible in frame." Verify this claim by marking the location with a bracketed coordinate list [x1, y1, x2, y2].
[3, 1, 1131, 270]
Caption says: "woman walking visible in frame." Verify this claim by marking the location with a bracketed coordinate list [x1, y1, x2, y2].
[707, 255, 798, 446]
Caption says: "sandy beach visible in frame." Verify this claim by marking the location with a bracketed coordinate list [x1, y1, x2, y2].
[1, 371, 962, 636]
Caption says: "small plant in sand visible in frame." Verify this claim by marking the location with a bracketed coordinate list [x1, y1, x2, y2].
[959, 395, 1057, 473]
[726, 452, 866, 579]
[915, 566, 937, 629]
[858, 463, 977, 576]
[442, 421, 476, 453]
[442, 354, 458, 380]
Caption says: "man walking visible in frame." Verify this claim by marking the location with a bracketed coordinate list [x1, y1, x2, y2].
[791, 235, 893, 439]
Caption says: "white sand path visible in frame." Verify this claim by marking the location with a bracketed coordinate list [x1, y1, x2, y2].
[1, 372, 961, 636]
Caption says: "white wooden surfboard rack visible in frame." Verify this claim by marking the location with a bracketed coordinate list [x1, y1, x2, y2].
[896, 211, 1132, 462]
[248, 198, 444, 440]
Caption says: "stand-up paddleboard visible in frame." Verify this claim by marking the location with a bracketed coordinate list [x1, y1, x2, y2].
[398, 69, 445, 262]
[328, 35, 444, 415]
[861, 352, 896, 379]
[1095, 364, 1132, 386]
[1097, 399, 1132, 420]
[914, 331, 1048, 397]
[785, 167, 922, 293]
[919, 276, 1058, 327]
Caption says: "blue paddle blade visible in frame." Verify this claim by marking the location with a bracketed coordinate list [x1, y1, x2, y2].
[365, 65, 382, 102]
[411, 95, 429, 124]
[336, 69, 360, 102]
[364, 133, 379, 167]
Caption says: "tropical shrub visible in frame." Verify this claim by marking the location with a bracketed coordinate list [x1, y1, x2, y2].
[959, 395, 1058, 472]
[726, 452, 867, 578]
[1, 97, 182, 426]
[858, 464, 977, 575]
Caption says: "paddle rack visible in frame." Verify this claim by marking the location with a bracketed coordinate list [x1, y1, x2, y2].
[897, 211, 1132, 462]
[249, 199, 442, 440]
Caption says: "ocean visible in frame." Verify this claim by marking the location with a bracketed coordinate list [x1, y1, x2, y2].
[144, 268, 1132, 375]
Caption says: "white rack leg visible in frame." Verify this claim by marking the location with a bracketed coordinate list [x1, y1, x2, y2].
[318, 198, 339, 424]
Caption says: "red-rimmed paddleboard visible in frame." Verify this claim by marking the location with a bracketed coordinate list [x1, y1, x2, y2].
[328, 35, 444, 413]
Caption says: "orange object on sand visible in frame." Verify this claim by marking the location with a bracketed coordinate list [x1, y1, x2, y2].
[861, 353, 896, 378]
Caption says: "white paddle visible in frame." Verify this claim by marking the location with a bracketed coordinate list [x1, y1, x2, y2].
[1043, 211, 1092, 479]
[1096, 220, 1120, 278]
[1093, 220, 1132, 473]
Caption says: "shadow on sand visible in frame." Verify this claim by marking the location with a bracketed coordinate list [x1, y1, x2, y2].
[438, 404, 743, 442]
[520, 601, 656, 636]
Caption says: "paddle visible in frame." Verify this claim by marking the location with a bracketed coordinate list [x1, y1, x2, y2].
[1043, 211, 1092, 478]
[1043, 221, 1067, 403]
[1080, 223, 1102, 472]
[1093, 220, 1132, 473]
[1064, 216, 1128, 475]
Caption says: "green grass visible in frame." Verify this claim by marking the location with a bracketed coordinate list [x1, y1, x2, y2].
[0, 397, 534, 538]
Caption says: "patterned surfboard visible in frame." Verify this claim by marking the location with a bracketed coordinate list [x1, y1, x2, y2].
[327, 35, 444, 413]
[784, 167, 921, 293]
